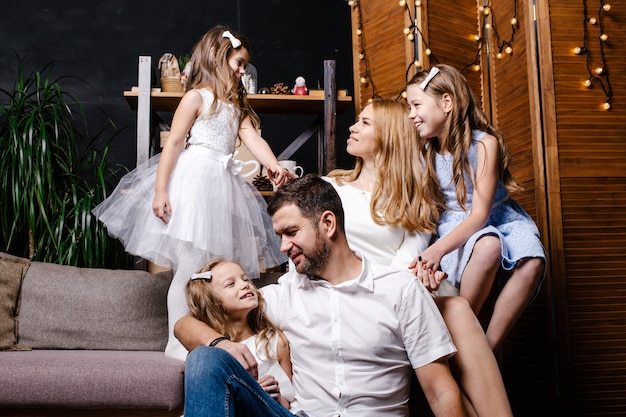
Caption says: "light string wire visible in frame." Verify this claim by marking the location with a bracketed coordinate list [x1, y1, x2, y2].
[401, 0, 439, 83]
[462, 1, 518, 73]
[350, 0, 380, 101]
[577, 0, 613, 109]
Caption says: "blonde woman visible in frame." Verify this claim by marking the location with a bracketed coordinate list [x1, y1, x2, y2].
[326, 98, 512, 417]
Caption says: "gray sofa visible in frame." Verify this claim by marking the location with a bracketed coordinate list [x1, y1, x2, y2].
[0, 252, 185, 417]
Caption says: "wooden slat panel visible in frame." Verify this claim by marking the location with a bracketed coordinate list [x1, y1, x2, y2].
[351, 0, 407, 108]
[351, 1, 626, 415]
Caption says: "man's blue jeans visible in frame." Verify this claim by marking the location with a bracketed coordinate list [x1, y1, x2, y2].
[184, 346, 296, 417]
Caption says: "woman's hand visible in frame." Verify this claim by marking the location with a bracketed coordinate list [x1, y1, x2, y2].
[409, 243, 444, 274]
[415, 265, 448, 292]
[152, 190, 172, 224]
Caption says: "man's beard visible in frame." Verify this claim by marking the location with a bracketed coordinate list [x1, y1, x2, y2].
[295, 229, 331, 276]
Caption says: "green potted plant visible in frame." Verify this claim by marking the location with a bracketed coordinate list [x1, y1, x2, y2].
[0, 61, 131, 268]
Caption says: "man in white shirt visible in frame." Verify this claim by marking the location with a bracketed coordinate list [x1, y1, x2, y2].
[176, 174, 468, 417]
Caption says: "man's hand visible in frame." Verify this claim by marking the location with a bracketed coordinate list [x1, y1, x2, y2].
[218, 339, 259, 379]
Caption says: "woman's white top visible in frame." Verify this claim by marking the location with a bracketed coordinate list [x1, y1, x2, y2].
[324, 177, 431, 268]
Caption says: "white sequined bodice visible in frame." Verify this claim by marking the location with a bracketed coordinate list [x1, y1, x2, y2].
[186, 88, 239, 154]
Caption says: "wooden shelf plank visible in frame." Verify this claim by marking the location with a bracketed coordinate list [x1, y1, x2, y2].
[123, 90, 352, 114]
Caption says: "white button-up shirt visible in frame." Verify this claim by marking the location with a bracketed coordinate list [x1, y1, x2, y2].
[261, 255, 456, 417]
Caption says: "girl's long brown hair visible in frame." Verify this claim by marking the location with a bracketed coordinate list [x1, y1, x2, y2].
[186, 25, 260, 130]
[408, 64, 520, 211]
[185, 260, 285, 359]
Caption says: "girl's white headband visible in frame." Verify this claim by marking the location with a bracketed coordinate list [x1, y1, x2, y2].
[222, 31, 242, 49]
[419, 67, 440, 90]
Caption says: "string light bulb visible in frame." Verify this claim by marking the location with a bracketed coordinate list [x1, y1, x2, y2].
[356, 28, 362, 36]
[497, 52, 503, 59]
[399, 0, 406, 7]
[360, 76, 368, 84]
[347, 0, 357, 7]
[510, 17, 518, 25]
[403, 27, 411, 35]
[505, 45, 513, 54]
[472, 64, 481, 72]
[407, 33, 414, 41]
[425, 48, 432, 56]
[574, 1, 614, 109]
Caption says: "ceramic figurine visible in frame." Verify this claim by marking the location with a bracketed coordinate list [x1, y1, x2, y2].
[291, 76, 308, 95]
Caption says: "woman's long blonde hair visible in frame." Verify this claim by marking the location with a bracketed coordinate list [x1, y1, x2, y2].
[328, 99, 440, 233]
[185, 260, 284, 359]
[407, 64, 520, 211]
[185, 25, 260, 130]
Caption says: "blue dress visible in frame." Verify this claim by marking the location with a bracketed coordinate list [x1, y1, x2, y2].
[436, 130, 546, 288]
[92, 88, 286, 278]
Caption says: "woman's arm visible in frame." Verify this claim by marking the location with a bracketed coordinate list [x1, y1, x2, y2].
[416, 135, 500, 272]
[152, 91, 202, 223]
[414, 358, 469, 417]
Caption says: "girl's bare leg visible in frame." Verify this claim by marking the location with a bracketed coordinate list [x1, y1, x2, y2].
[485, 257, 545, 351]
[458, 236, 502, 315]
[435, 296, 513, 417]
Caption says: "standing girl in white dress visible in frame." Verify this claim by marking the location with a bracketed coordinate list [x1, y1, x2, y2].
[186, 260, 293, 409]
[93, 25, 288, 360]
[406, 64, 546, 351]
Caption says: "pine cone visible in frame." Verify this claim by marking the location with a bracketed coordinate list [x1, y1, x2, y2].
[270, 82, 290, 95]
[252, 174, 274, 191]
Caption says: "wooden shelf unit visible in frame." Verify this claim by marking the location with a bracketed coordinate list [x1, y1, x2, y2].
[125, 56, 352, 174]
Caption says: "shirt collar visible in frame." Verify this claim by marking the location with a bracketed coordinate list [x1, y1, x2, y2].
[292, 251, 375, 292]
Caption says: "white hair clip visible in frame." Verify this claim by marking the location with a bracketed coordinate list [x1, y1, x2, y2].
[191, 271, 212, 281]
[419, 67, 440, 90]
[222, 31, 242, 49]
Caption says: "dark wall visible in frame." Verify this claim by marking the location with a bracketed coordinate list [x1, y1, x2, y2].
[1, 0, 355, 175]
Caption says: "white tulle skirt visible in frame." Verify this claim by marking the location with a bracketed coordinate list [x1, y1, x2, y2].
[92, 145, 286, 278]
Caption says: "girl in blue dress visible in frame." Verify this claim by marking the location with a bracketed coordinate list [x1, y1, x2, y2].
[93, 25, 288, 360]
[406, 64, 546, 351]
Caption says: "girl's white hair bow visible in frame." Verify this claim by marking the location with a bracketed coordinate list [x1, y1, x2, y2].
[191, 271, 212, 281]
[419, 67, 440, 90]
[222, 31, 242, 49]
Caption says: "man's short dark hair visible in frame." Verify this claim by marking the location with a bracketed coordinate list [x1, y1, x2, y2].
[267, 174, 345, 232]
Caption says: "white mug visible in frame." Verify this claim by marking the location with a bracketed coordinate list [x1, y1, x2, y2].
[279, 160, 304, 177]
[240, 159, 260, 178]
[233, 150, 260, 179]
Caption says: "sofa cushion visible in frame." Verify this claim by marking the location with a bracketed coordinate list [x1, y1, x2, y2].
[0, 253, 31, 351]
[19, 262, 173, 351]
[0, 350, 184, 410]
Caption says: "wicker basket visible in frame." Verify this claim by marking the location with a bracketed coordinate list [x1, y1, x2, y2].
[160, 77, 184, 93]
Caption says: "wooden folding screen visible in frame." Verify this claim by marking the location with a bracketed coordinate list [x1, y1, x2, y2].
[350, 0, 626, 415]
